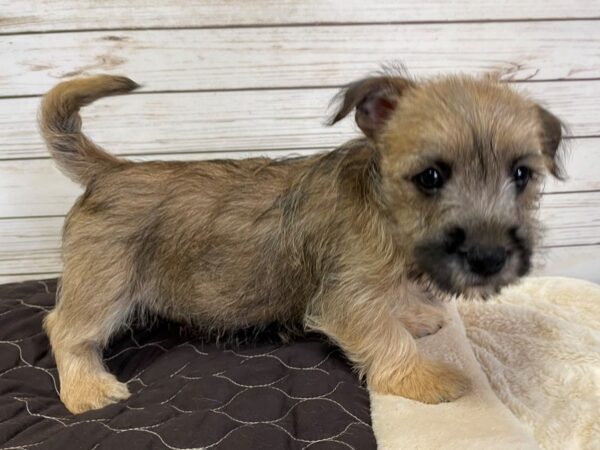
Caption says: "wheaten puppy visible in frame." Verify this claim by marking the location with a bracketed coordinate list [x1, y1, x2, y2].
[40, 72, 563, 414]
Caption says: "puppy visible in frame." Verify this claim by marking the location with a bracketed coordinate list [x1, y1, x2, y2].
[40, 72, 564, 414]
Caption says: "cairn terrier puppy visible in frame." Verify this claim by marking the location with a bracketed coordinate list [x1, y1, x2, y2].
[40, 72, 563, 414]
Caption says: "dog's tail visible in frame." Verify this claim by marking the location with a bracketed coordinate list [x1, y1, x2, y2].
[39, 75, 140, 186]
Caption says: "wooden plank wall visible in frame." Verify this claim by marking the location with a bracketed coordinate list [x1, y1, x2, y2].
[1, 1, 599, 283]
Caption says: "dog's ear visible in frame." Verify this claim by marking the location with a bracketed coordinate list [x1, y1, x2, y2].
[329, 76, 415, 138]
[536, 105, 566, 179]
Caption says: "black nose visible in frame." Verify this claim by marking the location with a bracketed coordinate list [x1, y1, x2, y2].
[465, 246, 507, 277]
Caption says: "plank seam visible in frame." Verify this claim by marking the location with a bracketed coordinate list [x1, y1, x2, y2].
[2, 16, 600, 37]
[3, 78, 600, 101]
[1, 136, 598, 164]
[0, 188, 599, 222]
[2, 245, 598, 277]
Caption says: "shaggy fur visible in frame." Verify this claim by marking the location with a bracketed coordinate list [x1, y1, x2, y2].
[40, 73, 564, 414]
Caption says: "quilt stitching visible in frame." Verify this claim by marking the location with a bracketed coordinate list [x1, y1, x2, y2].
[0, 279, 376, 450]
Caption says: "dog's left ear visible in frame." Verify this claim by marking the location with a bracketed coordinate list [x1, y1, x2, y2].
[329, 76, 415, 139]
[536, 105, 566, 179]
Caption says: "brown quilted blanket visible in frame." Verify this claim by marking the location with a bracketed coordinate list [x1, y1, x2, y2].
[0, 279, 376, 450]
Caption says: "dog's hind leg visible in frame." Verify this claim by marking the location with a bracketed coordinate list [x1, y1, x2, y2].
[44, 270, 133, 414]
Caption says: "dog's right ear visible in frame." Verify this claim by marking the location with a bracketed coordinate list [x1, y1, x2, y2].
[329, 76, 415, 139]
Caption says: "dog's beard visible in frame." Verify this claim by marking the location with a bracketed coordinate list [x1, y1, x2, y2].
[410, 242, 532, 301]
[409, 269, 493, 301]
[409, 268, 512, 301]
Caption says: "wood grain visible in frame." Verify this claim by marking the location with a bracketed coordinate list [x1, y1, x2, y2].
[532, 245, 600, 282]
[1, 247, 598, 285]
[1, 81, 599, 161]
[2, 0, 599, 33]
[0, 140, 597, 218]
[1, 243, 597, 284]
[3, 21, 600, 96]
[0, 89, 347, 159]
[0, 192, 597, 277]
[0, 211, 600, 282]
[539, 192, 600, 246]
[0, 150, 322, 218]
[0, 217, 63, 275]
[1, 0, 598, 284]
[2, 245, 598, 285]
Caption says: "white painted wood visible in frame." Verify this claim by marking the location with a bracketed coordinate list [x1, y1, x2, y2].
[534, 245, 600, 283]
[3, 21, 600, 96]
[0, 217, 63, 275]
[1, 1, 598, 284]
[2, 243, 598, 285]
[0, 89, 349, 160]
[0, 150, 323, 218]
[0, 193, 597, 277]
[0, 142, 597, 218]
[540, 192, 600, 247]
[3, 244, 600, 286]
[546, 138, 600, 193]
[1, 81, 599, 161]
[2, 0, 599, 33]
[2, 250, 598, 286]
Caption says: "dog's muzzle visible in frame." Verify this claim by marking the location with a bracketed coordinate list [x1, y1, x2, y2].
[414, 224, 532, 295]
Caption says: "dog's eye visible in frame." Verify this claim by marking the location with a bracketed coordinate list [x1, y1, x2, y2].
[513, 166, 531, 193]
[414, 168, 444, 192]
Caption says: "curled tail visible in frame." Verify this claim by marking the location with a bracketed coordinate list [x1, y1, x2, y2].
[39, 75, 140, 185]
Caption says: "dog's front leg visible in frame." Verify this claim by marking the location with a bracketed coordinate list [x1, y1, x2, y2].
[392, 283, 447, 338]
[307, 287, 469, 404]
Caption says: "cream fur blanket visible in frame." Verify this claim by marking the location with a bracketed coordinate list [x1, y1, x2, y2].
[371, 277, 600, 450]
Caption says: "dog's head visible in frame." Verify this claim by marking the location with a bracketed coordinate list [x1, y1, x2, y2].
[331, 72, 565, 296]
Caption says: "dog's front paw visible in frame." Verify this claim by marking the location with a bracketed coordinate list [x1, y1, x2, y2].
[411, 360, 470, 403]
[370, 359, 470, 404]
[61, 373, 131, 414]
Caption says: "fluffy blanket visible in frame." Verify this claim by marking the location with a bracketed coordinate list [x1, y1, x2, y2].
[371, 277, 600, 450]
